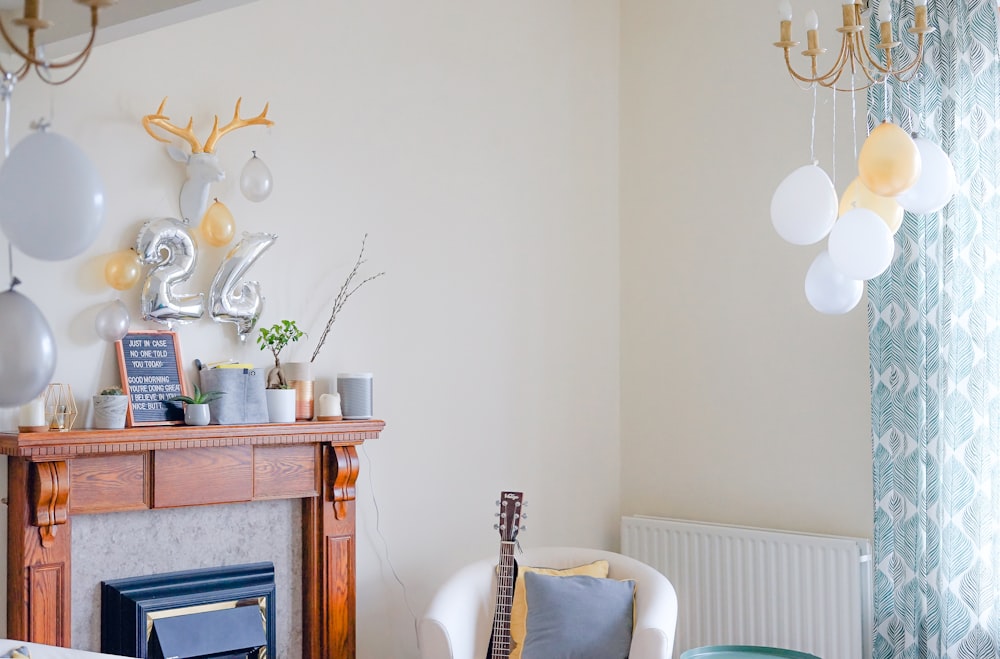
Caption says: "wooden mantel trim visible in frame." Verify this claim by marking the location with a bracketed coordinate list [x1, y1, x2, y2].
[0, 419, 384, 458]
[3, 419, 384, 658]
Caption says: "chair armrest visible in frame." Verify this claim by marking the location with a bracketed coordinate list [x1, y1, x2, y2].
[418, 559, 496, 659]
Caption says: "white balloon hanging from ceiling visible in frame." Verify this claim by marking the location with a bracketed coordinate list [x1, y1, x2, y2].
[896, 135, 957, 214]
[0, 127, 105, 261]
[770, 163, 839, 245]
[828, 207, 895, 281]
[804, 250, 864, 315]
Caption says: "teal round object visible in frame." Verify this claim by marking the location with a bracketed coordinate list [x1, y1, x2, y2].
[681, 647, 821, 659]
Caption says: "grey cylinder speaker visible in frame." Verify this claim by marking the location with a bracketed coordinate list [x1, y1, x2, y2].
[336, 373, 373, 420]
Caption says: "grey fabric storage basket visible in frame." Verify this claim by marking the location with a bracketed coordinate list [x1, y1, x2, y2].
[199, 367, 268, 424]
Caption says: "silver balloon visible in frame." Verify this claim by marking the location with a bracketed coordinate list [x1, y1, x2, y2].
[95, 299, 131, 342]
[0, 286, 56, 405]
[0, 129, 105, 260]
[136, 217, 205, 325]
[209, 231, 277, 340]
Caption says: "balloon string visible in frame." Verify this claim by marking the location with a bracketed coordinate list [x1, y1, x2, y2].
[810, 83, 817, 163]
[831, 86, 837, 188]
[852, 82, 858, 161]
[1, 73, 13, 288]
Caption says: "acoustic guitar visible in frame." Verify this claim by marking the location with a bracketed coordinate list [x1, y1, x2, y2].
[488, 490, 524, 659]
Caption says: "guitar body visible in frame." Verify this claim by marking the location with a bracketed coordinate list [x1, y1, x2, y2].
[487, 491, 524, 659]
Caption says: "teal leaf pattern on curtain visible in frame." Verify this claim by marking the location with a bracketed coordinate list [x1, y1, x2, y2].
[868, 1, 1000, 657]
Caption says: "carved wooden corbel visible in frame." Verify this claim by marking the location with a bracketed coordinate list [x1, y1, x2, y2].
[30, 461, 69, 547]
[328, 446, 359, 520]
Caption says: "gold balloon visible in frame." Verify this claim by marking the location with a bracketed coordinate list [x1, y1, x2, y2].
[201, 199, 236, 247]
[104, 249, 142, 290]
[858, 121, 921, 197]
[839, 177, 905, 234]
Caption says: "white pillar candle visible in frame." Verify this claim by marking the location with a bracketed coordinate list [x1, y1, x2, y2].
[19, 397, 45, 427]
[318, 392, 342, 418]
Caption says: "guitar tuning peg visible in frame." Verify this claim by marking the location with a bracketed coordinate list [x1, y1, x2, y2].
[520, 513, 528, 519]
[494, 512, 500, 517]
[520, 525, 527, 532]
[495, 500, 500, 506]
[493, 523, 500, 530]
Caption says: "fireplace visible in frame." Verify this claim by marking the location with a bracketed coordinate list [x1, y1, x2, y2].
[101, 562, 275, 659]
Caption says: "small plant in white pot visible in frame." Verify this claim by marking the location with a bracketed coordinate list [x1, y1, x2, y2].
[92, 386, 128, 429]
[167, 385, 224, 426]
[257, 319, 302, 423]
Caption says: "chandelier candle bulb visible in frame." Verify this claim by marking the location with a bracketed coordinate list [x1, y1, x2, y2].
[778, 0, 791, 21]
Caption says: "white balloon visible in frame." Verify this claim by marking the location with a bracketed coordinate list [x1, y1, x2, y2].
[828, 208, 895, 280]
[240, 152, 273, 202]
[896, 136, 957, 214]
[95, 299, 131, 342]
[0, 130, 105, 261]
[805, 250, 864, 314]
[771, 164, 838, 245]
[0, 288, 56, 405]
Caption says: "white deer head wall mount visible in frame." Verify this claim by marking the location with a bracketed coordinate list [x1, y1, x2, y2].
[142, 97, 273, 224]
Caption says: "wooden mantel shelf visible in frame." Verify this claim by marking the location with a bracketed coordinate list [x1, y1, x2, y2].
[1, 419, 385, 659]
[0, 419, 385, 458]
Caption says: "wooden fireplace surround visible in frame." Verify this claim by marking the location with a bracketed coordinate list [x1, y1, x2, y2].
[0, 419, 384, 659]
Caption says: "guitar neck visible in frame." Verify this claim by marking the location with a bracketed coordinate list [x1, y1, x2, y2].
[491, 541, 516, 659]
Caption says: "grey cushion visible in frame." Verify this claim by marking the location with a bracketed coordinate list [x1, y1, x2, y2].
[521, 571, 634, 659]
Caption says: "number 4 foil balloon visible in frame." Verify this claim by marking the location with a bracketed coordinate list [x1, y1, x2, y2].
[209, 231, 277, 341]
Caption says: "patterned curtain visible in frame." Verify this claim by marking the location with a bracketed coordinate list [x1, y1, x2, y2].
[868, 1, 1000, 658]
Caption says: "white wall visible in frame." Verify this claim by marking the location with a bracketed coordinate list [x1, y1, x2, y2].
[620, 1, 873, 540]
[0, 1, 621, 657]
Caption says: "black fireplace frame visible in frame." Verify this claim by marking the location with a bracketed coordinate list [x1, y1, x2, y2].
[101, 562, 276, 659]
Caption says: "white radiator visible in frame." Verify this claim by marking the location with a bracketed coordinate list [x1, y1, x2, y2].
[621, 515, 872, 659]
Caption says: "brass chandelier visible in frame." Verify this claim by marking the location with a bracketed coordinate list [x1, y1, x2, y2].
[774, 0, 933, 91]
[0, 0, 116, 85]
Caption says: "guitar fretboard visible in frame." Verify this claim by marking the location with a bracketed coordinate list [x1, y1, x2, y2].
[491, 540, 516, 658]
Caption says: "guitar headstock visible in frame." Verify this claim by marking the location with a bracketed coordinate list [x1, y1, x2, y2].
[495, 491, 524, 543]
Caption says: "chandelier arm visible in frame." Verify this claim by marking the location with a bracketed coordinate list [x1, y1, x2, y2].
[34, 47, 91, 85]
[812, 38, 852, 84]
[856, 31, 896, 76]
[846, 41, 880, 85]
[0, 56, 30, 82]
[892, 34, 927, 82]
[785, 37, 851, 86]
[0, 9, 97, 70]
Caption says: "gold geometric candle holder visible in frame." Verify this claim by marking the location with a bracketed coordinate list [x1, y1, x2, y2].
[44, 383, 78, 432]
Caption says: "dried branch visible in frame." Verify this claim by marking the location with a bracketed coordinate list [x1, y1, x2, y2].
[310, 234, 385, 363]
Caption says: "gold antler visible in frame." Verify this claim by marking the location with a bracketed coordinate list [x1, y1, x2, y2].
[142, 97, 205, 153]
[203, 98, 273, 153]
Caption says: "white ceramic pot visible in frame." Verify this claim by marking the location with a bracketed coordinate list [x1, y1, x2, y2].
[92, 395, 128, 429]
[265, 388, 297, 423]
[184, 403, 211, 426]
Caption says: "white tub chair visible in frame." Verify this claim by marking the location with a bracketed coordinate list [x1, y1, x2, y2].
[419, 546, 678, 659]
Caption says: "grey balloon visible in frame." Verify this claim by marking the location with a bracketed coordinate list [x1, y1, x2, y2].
[95, 299, 131, 342]
[209, 231, 277, 340]
[0, 289, 56, 406]
[136, 217, 205, 325]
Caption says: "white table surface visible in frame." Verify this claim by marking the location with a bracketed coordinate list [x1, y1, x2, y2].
[0, 640, 126, 658]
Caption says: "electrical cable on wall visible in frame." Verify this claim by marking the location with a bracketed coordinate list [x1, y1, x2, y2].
[361, 443, 419, 645]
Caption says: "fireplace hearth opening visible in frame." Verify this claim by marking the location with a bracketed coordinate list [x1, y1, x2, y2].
[102, 562, 276, 659]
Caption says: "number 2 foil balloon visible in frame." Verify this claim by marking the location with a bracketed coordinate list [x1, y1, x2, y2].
[136, 217, 205, 325]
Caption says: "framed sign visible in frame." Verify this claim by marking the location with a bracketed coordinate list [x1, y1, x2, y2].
[116, 330, 188, 426]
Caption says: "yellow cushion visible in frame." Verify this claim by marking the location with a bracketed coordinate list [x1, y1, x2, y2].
[509, 560, 609, 659]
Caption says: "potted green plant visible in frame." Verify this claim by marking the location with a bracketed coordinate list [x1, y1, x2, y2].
[257, 320, 303, 422]
[93, 386, 128, 429]
[167, 384, 224, 426]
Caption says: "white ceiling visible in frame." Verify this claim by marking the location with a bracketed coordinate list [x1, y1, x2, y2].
[0, 0, 256, 57]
